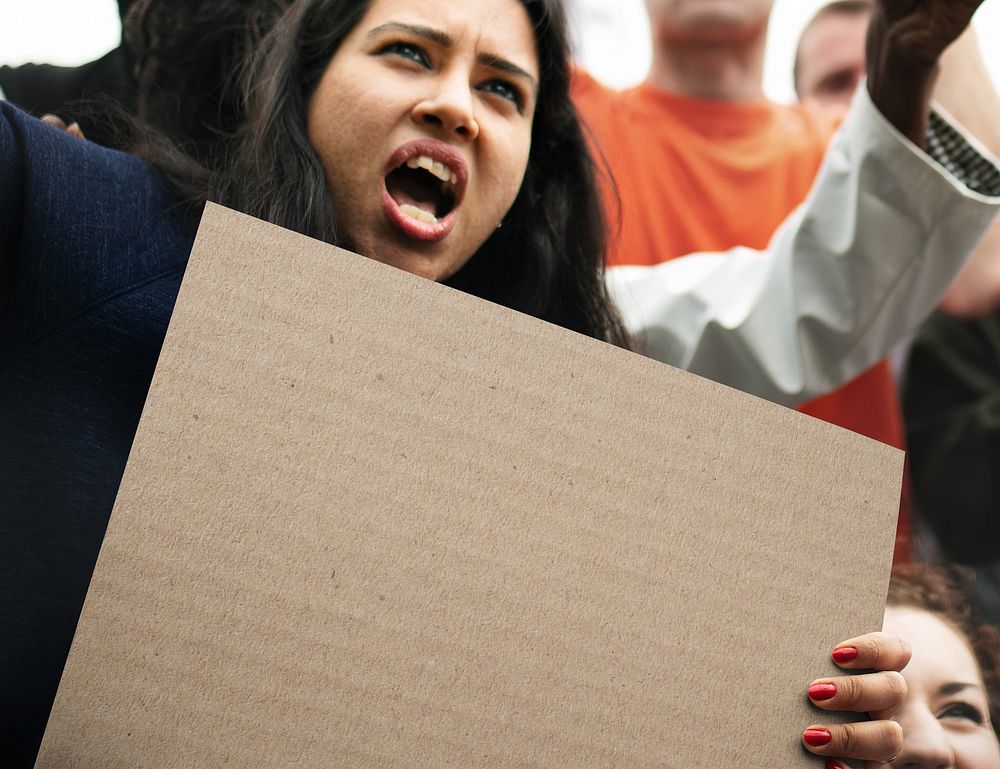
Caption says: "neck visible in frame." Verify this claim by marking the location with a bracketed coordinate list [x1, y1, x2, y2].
[645, 32, 768, 102]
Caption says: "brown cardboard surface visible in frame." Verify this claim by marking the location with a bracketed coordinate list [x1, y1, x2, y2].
[37, 204, 903, 768]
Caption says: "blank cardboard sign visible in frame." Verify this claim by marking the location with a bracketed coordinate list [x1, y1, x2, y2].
[37, 204, 902, 768]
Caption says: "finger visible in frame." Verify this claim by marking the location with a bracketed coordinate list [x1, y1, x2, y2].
[40, 113, 68, 130]
[807, 671, 907, 716]
[67, 122, 85, 140]
[802, 720, 903, 764]
[831, 632, 911, 672]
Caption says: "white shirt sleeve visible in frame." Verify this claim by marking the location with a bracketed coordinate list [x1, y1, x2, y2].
[606, 85, 1000, 407]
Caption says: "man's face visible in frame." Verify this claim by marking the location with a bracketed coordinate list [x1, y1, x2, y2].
[643, 0, 775, 41]
[796, 10, 870, 111]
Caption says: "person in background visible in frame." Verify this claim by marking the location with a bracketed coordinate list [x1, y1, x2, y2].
[795, 0, 1000, 624]
[571, 0, 912, 558]
[0, 0, 287, 153]
[793, 0, 871, 115]
[876, 566, 1000, 768]
[795, 0, 1000, 319]
[0, 0, 135, 147]
[903, 307, 1000, 625]
[823, 564, 1000, 769]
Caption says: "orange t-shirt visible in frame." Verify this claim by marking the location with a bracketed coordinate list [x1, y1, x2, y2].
[573, 72, 910, 557]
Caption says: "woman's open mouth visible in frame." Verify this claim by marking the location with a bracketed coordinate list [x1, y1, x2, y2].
[382, 139, 468, 242]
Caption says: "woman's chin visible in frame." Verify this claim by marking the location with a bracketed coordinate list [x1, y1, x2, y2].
[365, 243, 463, 283]
[345, 221, 475, 283]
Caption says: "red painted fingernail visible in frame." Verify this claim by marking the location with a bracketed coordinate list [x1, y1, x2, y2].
[825, 761, 849, 769]
[803, 728, 832, 747]
[808, 682, 838, 701]
[832, 646, 858, 664]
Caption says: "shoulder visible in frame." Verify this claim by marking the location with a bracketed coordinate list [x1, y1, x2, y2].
[2, 99, 190, 249]
[0, 63, 70, 109]
[0, 52, 131, 113]
[771, 101, 840, 147]
[3, 100, 155, 201]
[571, 68, 629, 120]
[571, 69, 654, 148]
[1, 101, 193, 356]
[570, 68, 609, 102]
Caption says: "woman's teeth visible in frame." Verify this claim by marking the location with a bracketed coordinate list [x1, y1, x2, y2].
[405, 155, 458, 186]
[399, 204, 438, 224]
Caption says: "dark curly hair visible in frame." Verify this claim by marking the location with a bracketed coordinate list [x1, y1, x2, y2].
[124, 0, 632, 348]
[888, 565, 1000, 738]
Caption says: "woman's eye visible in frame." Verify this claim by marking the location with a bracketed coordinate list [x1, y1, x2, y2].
[378, 42, 430, 68]
[479, 80, 523, 111]
[939, 702, 985, 725]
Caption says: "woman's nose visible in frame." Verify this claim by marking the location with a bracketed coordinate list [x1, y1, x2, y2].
[412, 73, 480, 141]
[891, 710, 955, 769]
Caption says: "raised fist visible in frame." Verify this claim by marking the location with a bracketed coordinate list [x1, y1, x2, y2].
[869, 0, 986, 71]
[866, 0, 989, 145]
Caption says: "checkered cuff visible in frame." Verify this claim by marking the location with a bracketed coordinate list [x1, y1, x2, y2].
[927, 112, 1000, 196]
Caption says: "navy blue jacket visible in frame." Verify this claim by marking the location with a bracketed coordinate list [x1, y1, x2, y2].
[0, 102, 194, 767]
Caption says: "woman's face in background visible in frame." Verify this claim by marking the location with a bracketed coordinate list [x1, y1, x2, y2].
[885, 606, 1000, 769]
[307, 0, 538, 281]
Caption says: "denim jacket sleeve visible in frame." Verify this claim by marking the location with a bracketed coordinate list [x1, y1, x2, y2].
[0, 101, 25, 318]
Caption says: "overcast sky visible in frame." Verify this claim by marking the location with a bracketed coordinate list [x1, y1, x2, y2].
[1, 0, 998, 104]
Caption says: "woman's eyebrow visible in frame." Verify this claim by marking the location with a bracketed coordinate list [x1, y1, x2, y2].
[479, 53, 537, 91]
[367, 22, 453, 48]
[366, 22, 537, 91]
[938, 682, 980, 696]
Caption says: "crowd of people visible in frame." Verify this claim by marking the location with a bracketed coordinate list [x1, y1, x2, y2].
[791, 0, 1000, 625]
[2, 0, 1000, 766]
